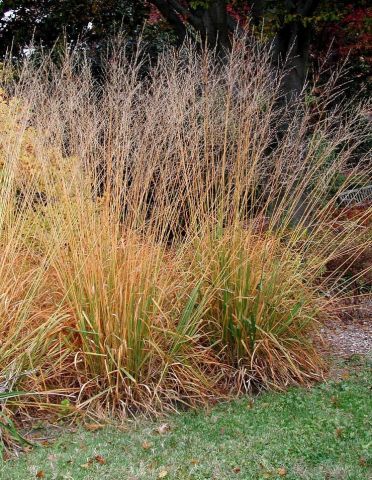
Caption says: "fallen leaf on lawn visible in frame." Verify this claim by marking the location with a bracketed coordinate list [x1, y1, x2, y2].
[95, 454, 106, 465]
[142, 440, 153, 450]
[157, 423, 170, 435]
[232, 466, 241, 473]
[85, 423, 104, 432]
[277, 467, 287, 476]
[190, 458, 199, 465]
[359, 456, 367, 466]
[335, 428, 343, 438]
[158, 470, 168, 478]
[36, 471, 45, 479]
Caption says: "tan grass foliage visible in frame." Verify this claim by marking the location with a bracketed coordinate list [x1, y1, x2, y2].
[0, 36, 370, 417]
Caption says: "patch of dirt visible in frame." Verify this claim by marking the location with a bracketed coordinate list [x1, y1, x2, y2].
[320, 295, 372, 358]
[319, 201, 371, 365]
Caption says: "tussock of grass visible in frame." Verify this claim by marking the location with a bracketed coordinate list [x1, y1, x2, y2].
[0, 35, 370, 424]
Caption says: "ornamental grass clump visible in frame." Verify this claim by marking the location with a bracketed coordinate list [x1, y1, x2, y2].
[0, 35, 370, 420]
[187, 228, 321, 391]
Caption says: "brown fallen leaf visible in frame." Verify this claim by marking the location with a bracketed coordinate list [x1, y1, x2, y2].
[158, 470, 168, 478]
[190, 458, 199, 465]
[359, 456, 367, 467]
[335, 427, 343, 438]
[142, 441, 153, 450]
[36, 471, 45, 479]
[232, 466, 241, 473]
[95, 454, 107, 465]
[277, 466, 287, 476]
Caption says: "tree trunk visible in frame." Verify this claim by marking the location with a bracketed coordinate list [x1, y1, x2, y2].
[273, 0, 320, 100]
[150, 0, 230, 55]
[150, 0, 188, 45]
[270, 2, 320, 228]
[273, 19, 312, 100]
[195, 0, 231, 54]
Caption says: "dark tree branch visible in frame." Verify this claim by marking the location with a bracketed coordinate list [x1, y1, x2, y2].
[167, 0, 203, 29]
[151, 0, 236, 52]
[150, 0, 188, 43]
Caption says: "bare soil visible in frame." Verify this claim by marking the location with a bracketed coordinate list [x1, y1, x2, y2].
[320, 295, 371, 360]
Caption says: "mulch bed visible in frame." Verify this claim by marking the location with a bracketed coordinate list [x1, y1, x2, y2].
[320, 201, 371, 359]
[320, 295, 371, 359]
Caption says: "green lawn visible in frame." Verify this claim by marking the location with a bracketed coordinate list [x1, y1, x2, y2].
[2, 357, 371, 480]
